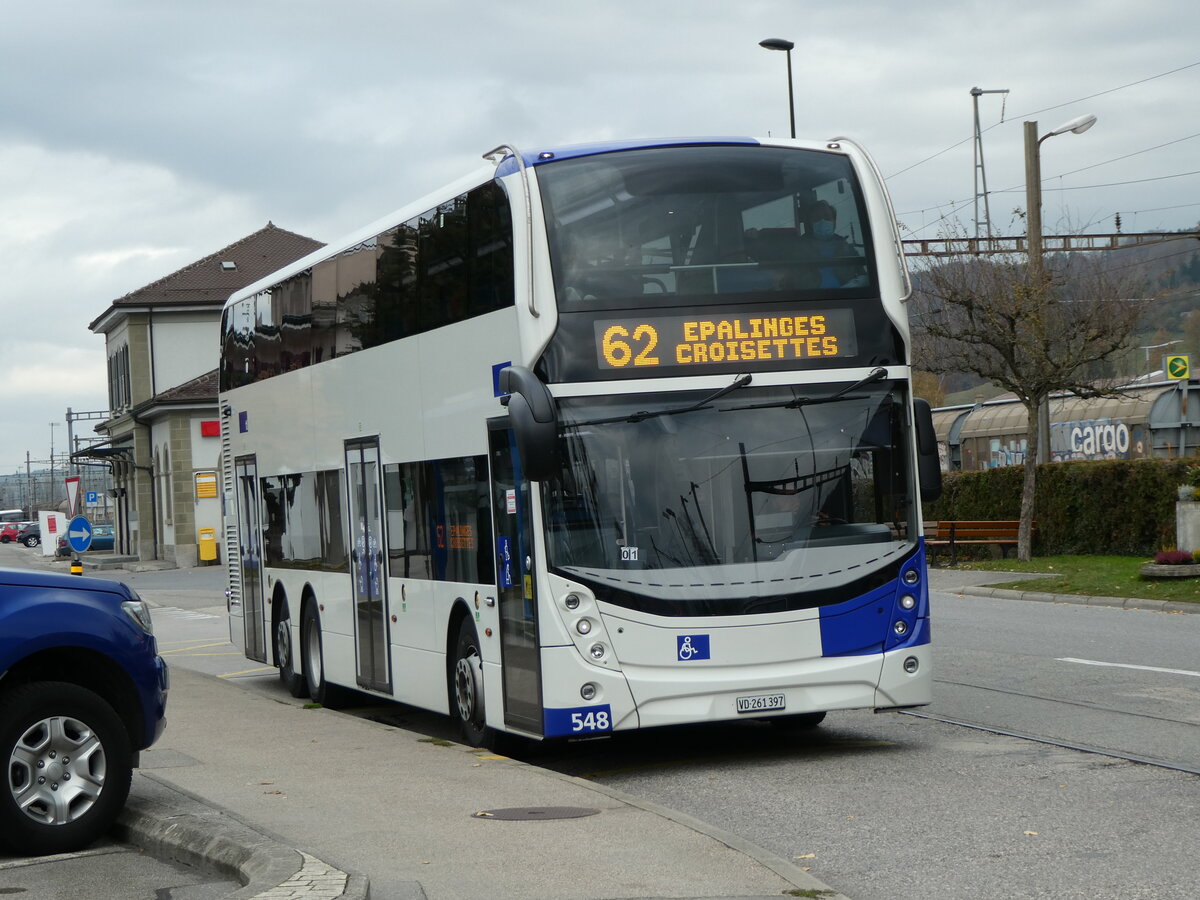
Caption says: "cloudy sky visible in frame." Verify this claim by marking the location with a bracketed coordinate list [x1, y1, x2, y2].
[2, 0, 1198, 475]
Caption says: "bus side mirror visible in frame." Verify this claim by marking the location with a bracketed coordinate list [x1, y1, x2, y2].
[499, 366, 559, 481]
[913, 398, 942, 502]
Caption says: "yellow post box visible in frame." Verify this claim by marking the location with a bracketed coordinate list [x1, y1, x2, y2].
[198, 527, 218, 562]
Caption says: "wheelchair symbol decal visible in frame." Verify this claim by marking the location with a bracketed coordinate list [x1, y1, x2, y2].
[677, 634, 710, 661]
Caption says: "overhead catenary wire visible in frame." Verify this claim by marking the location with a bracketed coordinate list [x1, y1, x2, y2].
[886, 60, 1200, 182]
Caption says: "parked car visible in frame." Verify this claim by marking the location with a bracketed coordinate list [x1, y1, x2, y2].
[18, 524, 41, 547]
[0, 566, 168, 855]
[0, 522, 33, 544]
[56, 524, 116, 557]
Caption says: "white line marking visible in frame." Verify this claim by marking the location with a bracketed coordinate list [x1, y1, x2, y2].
[1058, 657, 1200, 678]
[155, 606, 219, 620]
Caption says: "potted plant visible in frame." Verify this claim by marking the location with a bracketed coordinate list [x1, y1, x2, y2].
[1178, 465, 1200, 501]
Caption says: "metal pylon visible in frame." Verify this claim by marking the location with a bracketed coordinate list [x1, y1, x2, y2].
[970, 86, 1009, 241]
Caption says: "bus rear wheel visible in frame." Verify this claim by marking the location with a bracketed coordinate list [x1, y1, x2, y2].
[275, 600, 307, 699]
[301, 603, 352, 709]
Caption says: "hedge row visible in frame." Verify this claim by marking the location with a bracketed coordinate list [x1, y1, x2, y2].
[922, 458, 1193, 556]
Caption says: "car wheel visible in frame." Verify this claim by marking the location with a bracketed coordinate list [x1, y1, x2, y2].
[22, 535, 40, 547]
[275, 600, 308, 699]
[0, 682, 132, 856]
[300, 603, 352, 709]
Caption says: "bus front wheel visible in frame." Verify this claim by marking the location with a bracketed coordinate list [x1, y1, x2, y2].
[452, 619, 488, 747]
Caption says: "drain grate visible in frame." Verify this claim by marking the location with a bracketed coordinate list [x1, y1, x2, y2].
[473, 806, 600, 821]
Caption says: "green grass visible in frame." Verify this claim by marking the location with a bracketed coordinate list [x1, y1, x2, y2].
[945, 555, 1200, 604]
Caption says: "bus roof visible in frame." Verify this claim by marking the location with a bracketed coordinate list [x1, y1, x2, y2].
[493, 136, 759, 176]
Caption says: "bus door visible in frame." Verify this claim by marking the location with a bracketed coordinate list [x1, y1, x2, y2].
[233, 456, 267, 663]
[345, 439, 392, 693]
[488, 424, 544, 736]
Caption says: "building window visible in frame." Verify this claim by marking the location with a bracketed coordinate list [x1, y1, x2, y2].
[108, 345, 132, 411]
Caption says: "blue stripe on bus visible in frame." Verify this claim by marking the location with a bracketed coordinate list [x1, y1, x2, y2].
[819, 547, 930, 657]
[494, 137, 760, 176]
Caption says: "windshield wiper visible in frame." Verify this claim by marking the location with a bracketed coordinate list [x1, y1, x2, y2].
[565, 373, 753, 427]
[720, 367, 889, 413]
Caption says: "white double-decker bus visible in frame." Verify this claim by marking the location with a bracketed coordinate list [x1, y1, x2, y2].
[220, 137, 942, 747]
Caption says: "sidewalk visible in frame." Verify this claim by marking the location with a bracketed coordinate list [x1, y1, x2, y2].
[119, 638, 844, 900]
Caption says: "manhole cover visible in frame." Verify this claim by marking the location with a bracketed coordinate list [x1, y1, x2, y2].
[473, 806, 600, 821]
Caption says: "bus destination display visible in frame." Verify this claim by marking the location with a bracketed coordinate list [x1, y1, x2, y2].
[594, 310, 858, 371]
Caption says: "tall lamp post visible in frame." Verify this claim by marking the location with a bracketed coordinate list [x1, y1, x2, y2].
[1025, 113, 1097, 463]
[759, 38, 796, 138]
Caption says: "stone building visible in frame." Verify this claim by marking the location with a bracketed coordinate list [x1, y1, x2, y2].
[83, 224, 323, 566]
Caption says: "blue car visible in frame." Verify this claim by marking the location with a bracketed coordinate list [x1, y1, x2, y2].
[56, 524, 116, 557]
[0, 567, 168, 855]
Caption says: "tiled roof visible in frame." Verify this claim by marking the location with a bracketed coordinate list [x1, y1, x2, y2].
[91, 223, 324, 327]
[151, 369, 219, 404]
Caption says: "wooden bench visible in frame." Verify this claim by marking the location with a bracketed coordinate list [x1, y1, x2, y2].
[925, 520, 1033, 566]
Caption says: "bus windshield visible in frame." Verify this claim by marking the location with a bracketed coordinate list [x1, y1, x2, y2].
[538, 144, 876, 307]
[542, 381, 916, 615]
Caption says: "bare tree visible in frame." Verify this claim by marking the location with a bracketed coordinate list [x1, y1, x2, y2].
[912, 251, 1145, 560]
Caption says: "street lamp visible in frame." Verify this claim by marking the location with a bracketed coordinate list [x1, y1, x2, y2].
[759, 38, 796, 139]
[1024, 112, 1097, 463]
[1024, 113, 1097, 279]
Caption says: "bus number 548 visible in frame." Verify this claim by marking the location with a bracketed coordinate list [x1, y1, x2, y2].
[570, 710, 611, 732]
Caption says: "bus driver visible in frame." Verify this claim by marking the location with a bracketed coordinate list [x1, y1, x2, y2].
[798, 200, 868, 289]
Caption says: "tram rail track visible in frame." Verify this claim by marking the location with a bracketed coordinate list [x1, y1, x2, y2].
[901, 704, 1200, 777]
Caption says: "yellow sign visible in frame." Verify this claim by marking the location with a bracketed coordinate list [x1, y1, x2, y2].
[194, 471, 219, 500]
[1166, 355, 1190, 380]
[594, 310, 857, 371]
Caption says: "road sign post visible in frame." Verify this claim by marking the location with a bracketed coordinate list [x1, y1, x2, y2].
[67, 516, 93, 555]
[1165, 355, 1192, 458]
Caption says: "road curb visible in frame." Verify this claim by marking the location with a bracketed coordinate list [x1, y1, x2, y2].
[115, 772, 372, 899]
[955, 585, 1199, 614]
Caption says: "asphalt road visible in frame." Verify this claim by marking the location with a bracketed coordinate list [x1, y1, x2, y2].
[924, 590, 1200, 772]
[0, 840, 238, 899]
[522, 587, 1200, 900]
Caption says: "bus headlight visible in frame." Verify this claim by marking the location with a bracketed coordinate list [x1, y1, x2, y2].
[903, 656, 920, 674]
[899, 594, 916, 610]
[589, 643, 606, 660]
[903, 568, 920, 586]
[893, 620, 909, 636]
[564, 592, 582, 610]
[580, 683, 598, 700]
[576, 618, 593, 635]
